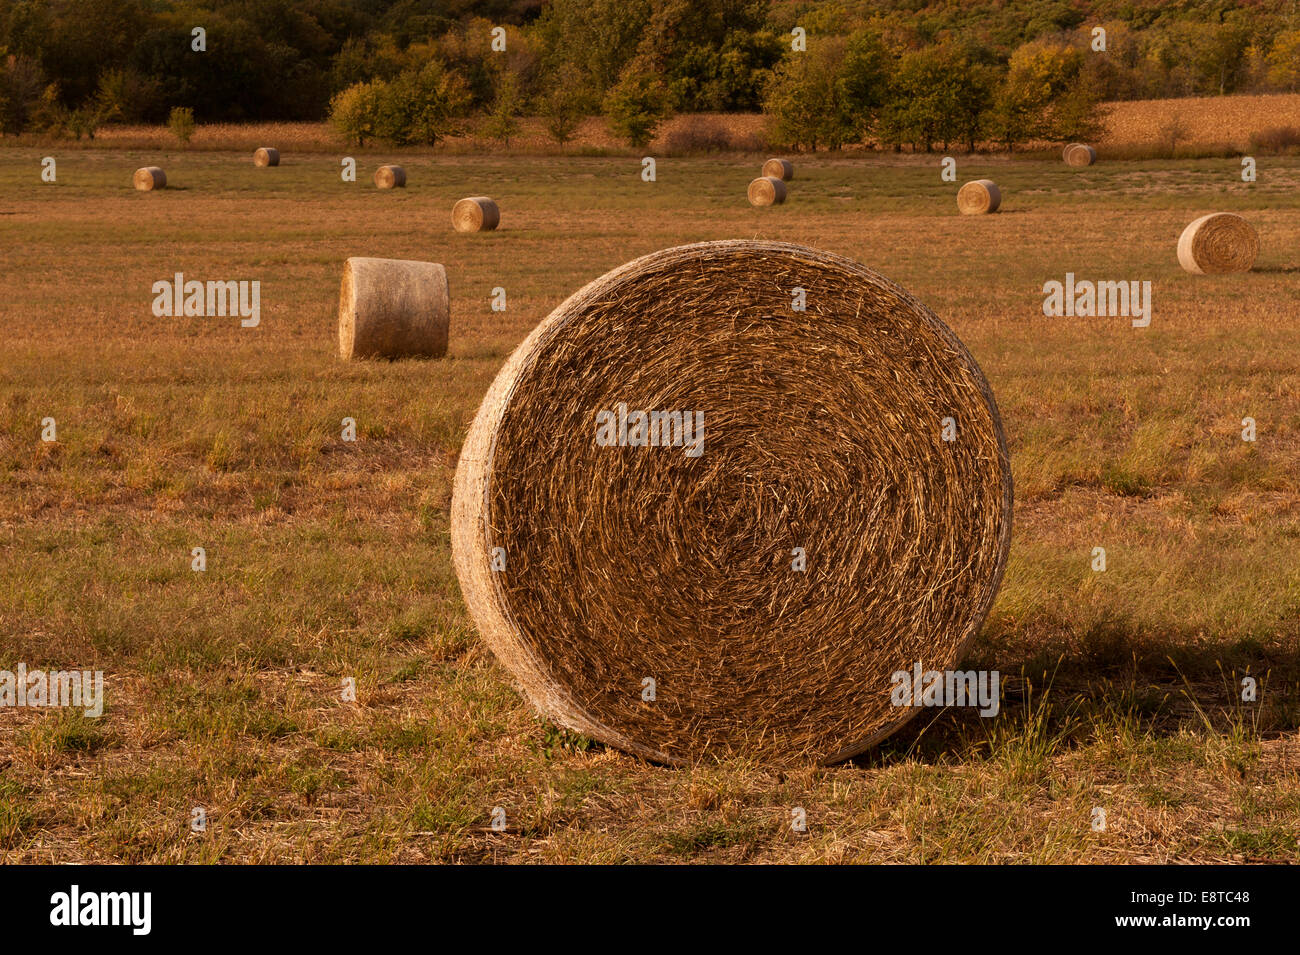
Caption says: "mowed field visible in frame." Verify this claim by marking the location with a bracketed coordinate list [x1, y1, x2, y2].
[1, 146, 1298, 863]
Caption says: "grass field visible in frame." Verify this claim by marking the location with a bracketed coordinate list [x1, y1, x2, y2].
[1, 146, 1298, 863]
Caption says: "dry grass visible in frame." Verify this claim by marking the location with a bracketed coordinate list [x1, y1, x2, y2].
[0, 146, 1298, 863]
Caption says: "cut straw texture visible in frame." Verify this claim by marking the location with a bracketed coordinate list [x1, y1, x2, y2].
[374, 164, 406, 189]
[452, 196, 500, 232]
[956, 179, 1000, 214]
[337, 257, 449, 360]
[133, 167, 166, 191]
[1063, 143, 1096, 166]
[762, 158, 794, 181]
[253, 147, 280, 167]
[748, 176, 787, 206]
[451, 240, 1013, 765]
[1177, 213, 1259, 274]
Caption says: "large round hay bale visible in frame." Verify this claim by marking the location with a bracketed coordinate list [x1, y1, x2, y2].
[338, 257, 449, 360]
[1064, 143, 1096, 166]
[451, 240, 1013, 765]
[452, 196, 500, 232]
[374, 165, 406, 189]
[1177, 213, 1259, 274]
[253, 147, 280, 167]
[762, 157, 794, 181]
[957, 179, 1000, 215]
[133, 167, 166, 191]
[747, 176, 787, 206]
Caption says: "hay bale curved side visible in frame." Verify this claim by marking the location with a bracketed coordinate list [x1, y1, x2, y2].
[451, 240, 1013, 765]
[133, 167, 166, 191]
[338, 257, 449, 360]
[1064, 144, 1096, 166]
[374, 165, 406, 189]
[762, 158, 794, 181]
[452, 196, 500, 232]
[957, 179, 1000, 214]
[253, 147, 280, 167]
[747, 176, 787, 206]
[1177, 213, 1259, 274]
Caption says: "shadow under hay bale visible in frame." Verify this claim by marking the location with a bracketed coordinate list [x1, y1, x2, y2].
[337, 257, 449, 360]
[451, 240, 1012, 765]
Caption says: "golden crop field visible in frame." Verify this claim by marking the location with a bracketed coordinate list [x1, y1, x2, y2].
[1, 140, 1297, 863]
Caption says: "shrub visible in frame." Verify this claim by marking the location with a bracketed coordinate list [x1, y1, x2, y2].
[1249, 125, 1300, 154]
[663, 116, 732, 155]
[167, 106, 195, 145]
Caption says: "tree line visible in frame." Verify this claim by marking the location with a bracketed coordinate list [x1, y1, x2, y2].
[2, 0, 1299, 149]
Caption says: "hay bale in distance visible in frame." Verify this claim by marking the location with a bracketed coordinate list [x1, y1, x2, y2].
[374, 165, 406, 189]
[338, 257, 449, 360]
[747, 176, 787, 206]
[1064, 143, 1096, 166]
[957, 179, 1000, 214]
[451, 240, 1013, 764]
[762, 158, 794, 181]
[253, 147, 280, 167]
[133, 167, 166, 191]
[1177, 213, 1259, 274]
[452, 196, 500, 232]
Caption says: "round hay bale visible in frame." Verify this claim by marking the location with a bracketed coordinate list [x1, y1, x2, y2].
[762, 158, 794, 181]
[1064, 143, 1096, 166]
[452, 196, 500, 233]
[747, 176, 787, 206]
[337, 257, 449, 360]
[133, 167, 166, 191]
[374, 165, 406, 189]
[253, 147, 280, 167]
[451, 240, 1013, 765]
[956, 179, 1000, 215]
[1177, 213, 1259, 274]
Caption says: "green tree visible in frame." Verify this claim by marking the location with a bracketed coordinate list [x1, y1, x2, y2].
[1267, 30, 1300, 92]
[483, 68, 523, 147]
[838, 28, 891, 142]
[986, 41, 1098, 149]
[328, 79, 383, 146]
[603, 60, 671, 149]
[538, 63, 586, 147]
[376, 61, 471, 147]
[763, 38, 855, 151]
[878, 44, 992, 152]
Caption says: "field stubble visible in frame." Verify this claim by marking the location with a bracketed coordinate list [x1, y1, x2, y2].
[0, 149, 1297, 863]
